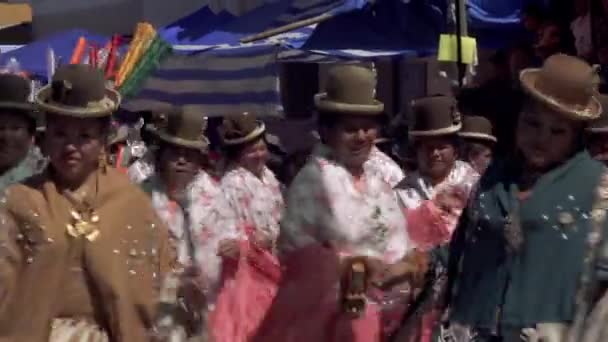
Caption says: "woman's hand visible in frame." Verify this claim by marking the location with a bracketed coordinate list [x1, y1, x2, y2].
[252, 231, 275, 251]
[520, 324, 568, 342]
[434, 186, 467, 213]
[218, 239, 240, 259]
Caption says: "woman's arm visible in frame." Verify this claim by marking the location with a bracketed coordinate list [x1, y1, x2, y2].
[277, 165, 326, 254]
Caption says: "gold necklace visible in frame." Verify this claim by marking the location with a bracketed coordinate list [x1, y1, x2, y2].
[66, 209, 101, 242]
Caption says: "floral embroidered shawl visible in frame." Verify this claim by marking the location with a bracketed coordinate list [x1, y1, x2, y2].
[395, 160, 478, 209]
[394, 160, 479, 250]
[281, 144, 411, 263]
[220, 165, 284, 244]
[365, 146, 405, 188]
[145, 171, 239, 293]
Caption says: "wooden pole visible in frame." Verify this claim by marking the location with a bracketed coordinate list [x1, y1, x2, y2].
[240, 12, 334, 43]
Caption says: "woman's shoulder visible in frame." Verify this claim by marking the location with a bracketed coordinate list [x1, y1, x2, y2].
[2, 172, 50, 209]
[190, 170, 221, 196]
[219, 166, 243, 184]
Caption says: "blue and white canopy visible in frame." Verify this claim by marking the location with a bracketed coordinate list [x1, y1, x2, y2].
[124, 44, 283, 117]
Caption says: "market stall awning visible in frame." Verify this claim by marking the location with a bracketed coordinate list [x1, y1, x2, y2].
[161, 0, 444, 57]
[122, 44, 282, 117]
[0, 29, 109, 77]
[122, 0, 445, 116]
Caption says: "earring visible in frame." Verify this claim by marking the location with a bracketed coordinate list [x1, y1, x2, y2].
[98, 149, 108, 174]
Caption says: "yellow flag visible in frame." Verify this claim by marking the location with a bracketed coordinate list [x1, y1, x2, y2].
[437, 34, 477, 64]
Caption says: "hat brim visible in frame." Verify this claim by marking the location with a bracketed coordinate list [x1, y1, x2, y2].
[520, 69, 602, 121]
[458, 132, 497, 142]
[221, 121, 266, 146]
[35, 84, 121, 118]
[314, 93, 384, 115]
[0, 102, 36, 120]
[0, 102, 35, 112]
[409, 123, 462, 137]
[147, 126, 209, 151]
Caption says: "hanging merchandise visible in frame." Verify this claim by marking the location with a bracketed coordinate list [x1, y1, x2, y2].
[105, 35, 121, 80]
[118, 35, 172, 98]
[70, 37, 87, 64]
[116, 22, 157, 87]
[46, 47, 56, 83]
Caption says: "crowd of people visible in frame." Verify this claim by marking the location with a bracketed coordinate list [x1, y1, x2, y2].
[2, 4, 608, 341]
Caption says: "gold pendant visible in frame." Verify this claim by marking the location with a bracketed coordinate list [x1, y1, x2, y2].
[66, 210, 100, 242]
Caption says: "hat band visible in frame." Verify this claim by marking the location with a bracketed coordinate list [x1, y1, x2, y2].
[458, 131, 497, 142]
[48, 96, 117, 111]
[222, 122, 266, 146]
[409, 123, 462, 137]
[314, 93, 384, 115]
[35, 83, 121, 118]
[153, 128, 209, 150]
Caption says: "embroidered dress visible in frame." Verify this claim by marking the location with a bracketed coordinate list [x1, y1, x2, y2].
[220, 165, 284, 242]
[395, 160, 479, 250]
[145, 171, 238, 290]
[206, 165, 283, 342]
[393, 160, 478, 342]
[254, 144, 412, 342]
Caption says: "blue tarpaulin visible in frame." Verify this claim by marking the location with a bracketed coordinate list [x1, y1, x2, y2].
[124, 0, 446, 116]
[0, 29, 109, 77]
[124, 0, 548, 115]
[467, 0, 550, 48]
[161, 0, 444, 58]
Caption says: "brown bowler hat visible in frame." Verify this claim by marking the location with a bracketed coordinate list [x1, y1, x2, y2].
[315, 64, 384, 115]
[458, 115, 496, 142]
[586, 94, 608, 133]
[0, 74, 35, 114]
[409, 95, 461, 137]
[520, 54, 601, 121]
[148, 106, 209, 150]
[219, 112, 266, 146]
[35, 64, 120, 118]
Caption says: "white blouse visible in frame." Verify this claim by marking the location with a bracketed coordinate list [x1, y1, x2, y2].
[148, 171, 239, 292]
[365, 147, 405, 188]
[395, 160, 479, 209]
[281, 144, 411, 264]
[220, 165, 284, 243]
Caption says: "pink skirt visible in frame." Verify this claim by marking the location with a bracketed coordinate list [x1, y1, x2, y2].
[253, 245, 382, 342]
[208, 240, 281, 342]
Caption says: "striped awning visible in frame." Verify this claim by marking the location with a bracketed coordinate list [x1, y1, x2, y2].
[122, 44, 282, 117]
